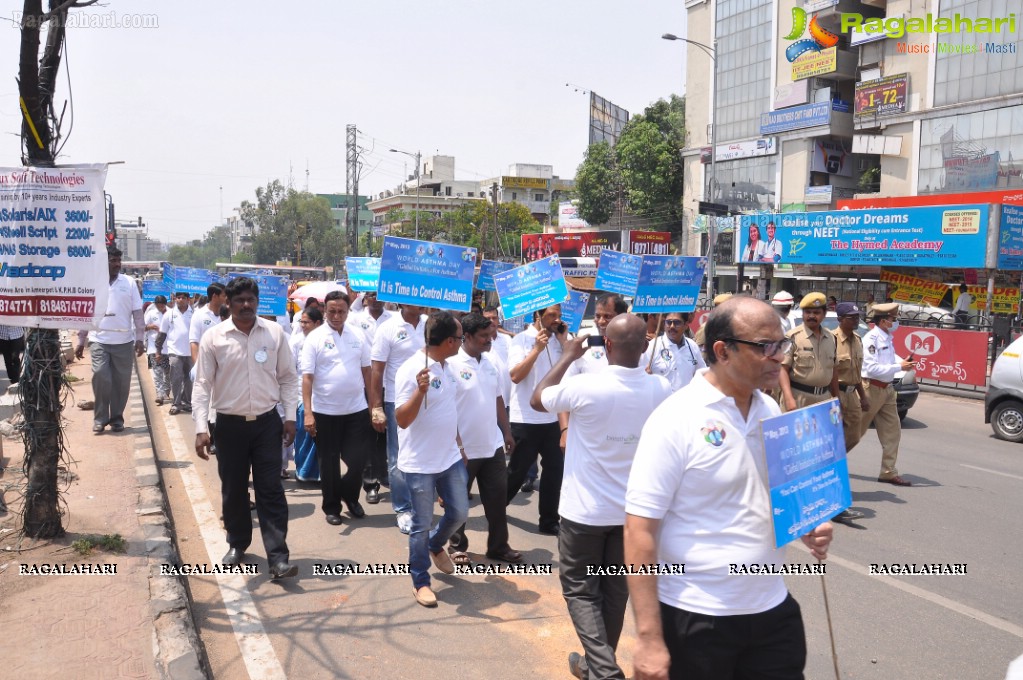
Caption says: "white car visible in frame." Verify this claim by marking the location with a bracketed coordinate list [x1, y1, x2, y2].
[986, 335, 1023, 442]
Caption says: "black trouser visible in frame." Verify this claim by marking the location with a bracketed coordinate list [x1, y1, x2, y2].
[0, 335, 24, 384]
[449, 447, 511, 556]
[215, 411, 291, 565]
[506, 421, 563, 531]
[313, 409, 372, 515]
[362, 427, 388, 489]
[660, 593, 806, 680]
[558, 518, 629, 680]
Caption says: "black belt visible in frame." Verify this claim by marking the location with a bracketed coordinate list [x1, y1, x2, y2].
[790, 381, 829, 396]
[838, 382, 859, 393]
[217, 408, 278, 423]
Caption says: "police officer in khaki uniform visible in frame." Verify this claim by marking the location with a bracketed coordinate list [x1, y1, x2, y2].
[832, 302, 868, 523]
[778, 292, 839, 412]
[694, 293, 733, 362]
[861, 302, 914, 486]
[834, 302, 869, 451]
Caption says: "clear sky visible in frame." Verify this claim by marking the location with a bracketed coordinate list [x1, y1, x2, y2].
[1, 0, 688, 245]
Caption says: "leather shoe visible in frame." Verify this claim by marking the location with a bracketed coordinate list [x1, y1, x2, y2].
[270, 561, 298, 579]
[430, 549, 455, 574]
[568, 652, 586, 679]
[413, 585, 437, 607]
[325, 514, 343, 526]
[168, 406, 180, 415]
[346, 501, 366, 518]
[878, 475, 912, 487]
[365, 485, 380, 504]
[111, 424, 125, 433]
[92, 423, 105, 434]
[486, 548, 523, 563]
[222, 548, 245, 566]
[539, 522, 560, 536]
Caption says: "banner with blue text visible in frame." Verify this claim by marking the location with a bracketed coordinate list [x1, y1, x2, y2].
[377, 236, 477, 312]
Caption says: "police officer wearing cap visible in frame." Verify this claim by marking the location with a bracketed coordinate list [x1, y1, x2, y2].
[861, 302, 914, 486]
[834, 302, 869, 452]
[778, 292, 839, 412]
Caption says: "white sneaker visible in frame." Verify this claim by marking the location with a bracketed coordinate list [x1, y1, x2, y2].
[397, 512, 413, 534]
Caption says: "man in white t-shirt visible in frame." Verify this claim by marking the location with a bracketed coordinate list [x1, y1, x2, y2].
[506, 304, 569, 535]
[446, 313, 518, 564]
[394, 311, 468, 608]
[624, 297, 833, 680]
[643, 311, 706, 393]
[76, 247, 145, 433]
[369, 304, 427, 533]
[156, 292, 194, 415]
[188, 283, 227, 444]
[301, 291, 373, 526]
[144, 295, 169, 404]
[350, 291, 393, 502]
[534, 314, 671, 680]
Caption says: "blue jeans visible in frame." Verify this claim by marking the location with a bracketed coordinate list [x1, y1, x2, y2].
[384, 401, 411, 514]
[405, 460, 469, 589]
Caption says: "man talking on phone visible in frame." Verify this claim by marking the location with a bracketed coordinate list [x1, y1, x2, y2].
[506, 304, 568, 535]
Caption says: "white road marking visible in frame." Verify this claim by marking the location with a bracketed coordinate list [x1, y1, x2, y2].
[163, 414, 286, 680]
[960, 464, 1023, 482]
[825, 553, 1023, 640]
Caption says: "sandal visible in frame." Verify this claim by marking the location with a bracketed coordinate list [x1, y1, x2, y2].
[448, 550, 472, 566]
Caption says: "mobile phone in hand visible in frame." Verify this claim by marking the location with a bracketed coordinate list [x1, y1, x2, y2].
[556, 322, 567, 334]
[586, 335, 605, 347]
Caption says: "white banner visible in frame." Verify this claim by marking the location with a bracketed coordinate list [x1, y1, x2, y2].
[0, 164, 109, 329]
[558, 202, 590, 231]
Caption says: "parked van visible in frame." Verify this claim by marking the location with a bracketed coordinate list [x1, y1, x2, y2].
[985, 335, 1023, 442]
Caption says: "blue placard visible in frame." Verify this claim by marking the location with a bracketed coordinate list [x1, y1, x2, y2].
[736, 205, 991, 268]
[759, 102, 832, 135]
[163, 265, 217, 296]
[594, 248, 642, 296]
[631, 256, 706, 313]
[225, 272, 288, 316]
[377, 236, 477, 312]
[494, 255, 570, 320]
[560, 290, 591, 334]
[998, 205, 1023, 270]
[477, 259, 514, 292]
[142, 279, 171, 301]
[345, 257, 381, 292]
[761, 399, 852, 548]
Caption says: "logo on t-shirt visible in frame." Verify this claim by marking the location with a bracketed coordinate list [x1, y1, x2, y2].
[459, 369, 473, 381]
[361, 321, 371, 329]
[589, 349, 605, 360]
[701, 420, 727, 447]
[203, 319, 212, 326]
[429, 377, 443, 390]
[396, 330, 409, 342]
[324, 340, 335, 350]
[659, 348, 672, 362]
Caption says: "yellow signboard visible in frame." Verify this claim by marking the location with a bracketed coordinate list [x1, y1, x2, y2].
[792, 47, 838, 81]
[879, 270, 946, 306]
[955, 287, 1020, 314]
[502, 176, 549, 190]
[940, 209, 981, 235]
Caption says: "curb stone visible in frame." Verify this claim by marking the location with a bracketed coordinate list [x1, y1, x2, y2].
[129, 367, 209, 680]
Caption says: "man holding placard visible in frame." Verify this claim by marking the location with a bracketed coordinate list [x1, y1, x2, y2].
[506, 304, 568, 535]
[625, 297, 833, 680]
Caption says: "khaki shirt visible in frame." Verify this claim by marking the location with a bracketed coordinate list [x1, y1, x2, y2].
[834, 326, 863, 385]
[783, 324, 837, 387]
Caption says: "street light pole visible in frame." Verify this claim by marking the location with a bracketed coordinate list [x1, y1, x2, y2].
[662, 32, 718, 302]
[390, 148, 422, 239]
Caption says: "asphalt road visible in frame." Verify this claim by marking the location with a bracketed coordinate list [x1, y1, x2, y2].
[150, 383, 1023, 680]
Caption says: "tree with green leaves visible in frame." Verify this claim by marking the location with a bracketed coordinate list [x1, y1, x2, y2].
[240, 181, 342, 268]
[575, 140, 620, 226]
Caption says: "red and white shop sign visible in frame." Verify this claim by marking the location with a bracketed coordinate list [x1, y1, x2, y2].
[892, 327, 989, 387]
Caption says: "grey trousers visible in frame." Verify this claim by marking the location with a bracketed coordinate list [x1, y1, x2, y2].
[168, 354, 193, 410]
[558, 517, 629, 680]
[148, 352, 170, 398]
[90, 341, 136, 428]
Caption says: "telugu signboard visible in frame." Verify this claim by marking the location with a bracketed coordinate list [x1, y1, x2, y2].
[736, 205, 990, 267]
[894, 327, 989, 387]
[0, 164, 110, 329]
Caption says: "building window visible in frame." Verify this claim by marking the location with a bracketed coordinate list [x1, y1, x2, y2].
[534, 193, 544, 202]
[917, 104, 1023, 194]
[512, 192, 518, 201]
[468, 192, 474, 197]
[933, 0, 1021, 106]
